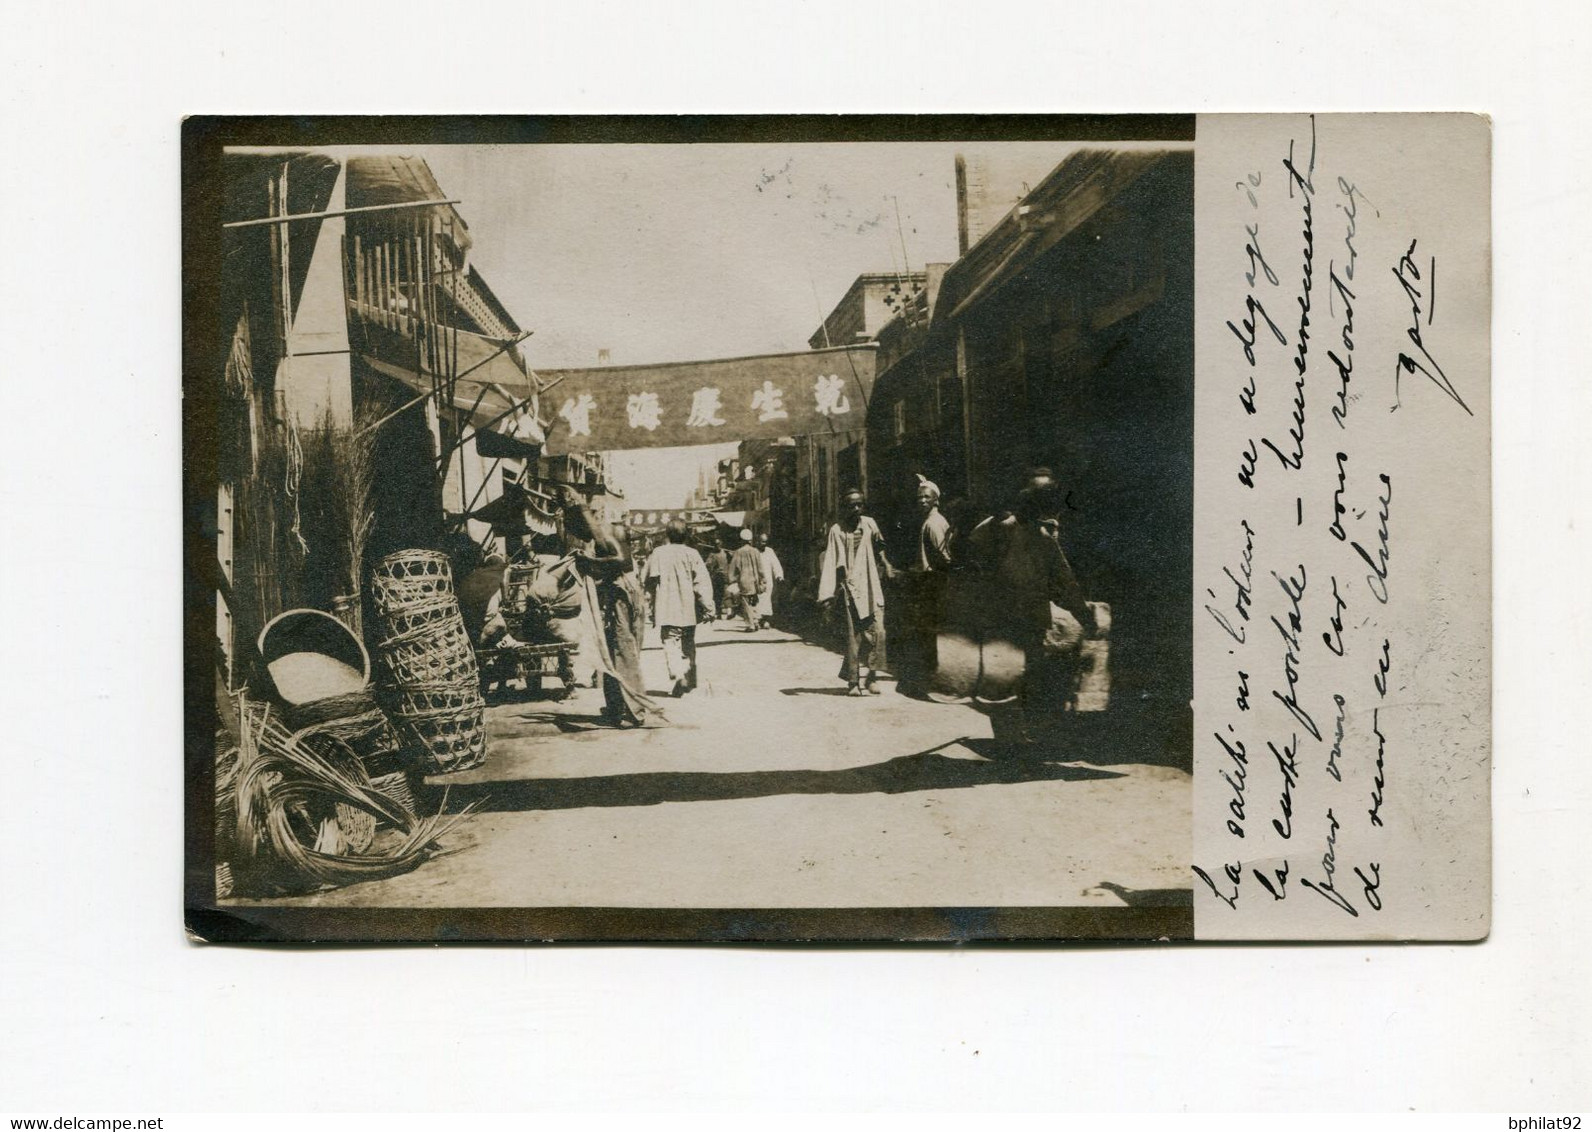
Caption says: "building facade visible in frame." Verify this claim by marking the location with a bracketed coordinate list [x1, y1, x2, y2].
[866, 148, 1196, 716]
[214, 151, 551, 690]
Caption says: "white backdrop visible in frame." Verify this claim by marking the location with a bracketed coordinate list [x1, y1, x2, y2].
[1, 0, 1587, 1113]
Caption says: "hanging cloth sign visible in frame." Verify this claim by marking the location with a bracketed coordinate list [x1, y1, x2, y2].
[538, 345, 876, 454]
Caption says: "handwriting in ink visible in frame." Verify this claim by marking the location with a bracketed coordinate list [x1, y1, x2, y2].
[1269, 733, 1300, 839]
[1253, 859, 1289, 901]
[1355, 863, 1382, 911]
[1327, 266, 1355, 429]
[1299, 807, 1359, 917]
[1216, 725, 1249, 838]
[1351, 472, 1392, 604]
[1329, 452, 1350, 542]
[1270, 565, 1321, 741]
[1259, 118, 1319, 473]
[1334, 175, 1377, 283]
[1392, 240, 1472, 416]
[1204, 519, 1257, 645]
[1374, 638, 1392, 700]
[1326, 693, 1347, 782]
[1369, 708, 1387, 828]
[1238, 438, 1258, 489]
[1323, 575, 1347, 658]
[1194, 861, 1241, 910]
[1283, 116, 1318, 378]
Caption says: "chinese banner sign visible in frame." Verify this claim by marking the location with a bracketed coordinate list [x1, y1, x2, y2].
[537, 345, 877, 454]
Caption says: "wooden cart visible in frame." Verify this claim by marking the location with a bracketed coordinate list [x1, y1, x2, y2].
[477, 640, 580, 700]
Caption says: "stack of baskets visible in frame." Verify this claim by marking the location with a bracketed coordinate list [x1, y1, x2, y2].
[370, 549, 487, 774]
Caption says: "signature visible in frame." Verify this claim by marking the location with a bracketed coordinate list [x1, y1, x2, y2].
[1392, 240, 1472, 416]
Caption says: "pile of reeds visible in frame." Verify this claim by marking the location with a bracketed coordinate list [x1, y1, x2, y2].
[225, 695, 479, 896]
[321, 402, 379, 601]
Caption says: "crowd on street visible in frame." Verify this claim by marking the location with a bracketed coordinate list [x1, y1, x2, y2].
[453, 466, 1105, 746]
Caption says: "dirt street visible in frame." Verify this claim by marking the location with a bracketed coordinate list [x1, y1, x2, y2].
[262, 619, 1191, 910]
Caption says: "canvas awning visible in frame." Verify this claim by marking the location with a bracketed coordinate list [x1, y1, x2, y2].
[462, 481, 558, 536]
[354, 312, 544, 456]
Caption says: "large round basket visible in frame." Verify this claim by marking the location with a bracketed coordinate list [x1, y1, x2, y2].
[257, 608, 371, 707]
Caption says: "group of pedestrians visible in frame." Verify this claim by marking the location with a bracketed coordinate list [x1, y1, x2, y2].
[703, 529, 784, 631]
[815, 467, 1097, 725]
[459, 467, 1094, 735]
[642, 524, 787, 698]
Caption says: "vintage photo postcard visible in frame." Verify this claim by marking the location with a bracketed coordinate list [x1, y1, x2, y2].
[182, 114, 1489, 943]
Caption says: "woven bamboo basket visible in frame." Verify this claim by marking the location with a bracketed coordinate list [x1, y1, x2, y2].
[398, 700, 486, 772]
[376, 615, 480, 687]
[374, 596, 459, 643]
[391, 680, 483, 718]
[371, 549, 454, 612]
[368, 768, 419, 814]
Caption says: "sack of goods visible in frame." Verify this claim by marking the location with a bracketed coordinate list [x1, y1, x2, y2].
[370, 549, 487, 773]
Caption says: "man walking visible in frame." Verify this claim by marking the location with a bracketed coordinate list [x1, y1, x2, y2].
[704, 539, 731, 620]
[728, 528, 766, 631]
[644, 519, 716, 697]
[755, 532, 784, 629]
[818, 488, 896, 695]
[560, 490, 661, 728]
[900, 475, 953, 695]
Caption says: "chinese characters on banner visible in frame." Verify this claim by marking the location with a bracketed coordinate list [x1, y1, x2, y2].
[537, 345, 877, 454]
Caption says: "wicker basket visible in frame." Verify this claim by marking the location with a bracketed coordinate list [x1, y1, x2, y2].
[399, 700, 486, 772]
[257, 608, 370, 706]
[371, 549, 454, 611]
[368, 768, 419, 815]
[374, 596, 458, 643]
[391, 680, 483, 718]
[376, 615, 480, 687]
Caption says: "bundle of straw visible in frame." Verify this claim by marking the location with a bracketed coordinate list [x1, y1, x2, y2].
[230, 695, 479, 894]
[326, 401, 379, 599]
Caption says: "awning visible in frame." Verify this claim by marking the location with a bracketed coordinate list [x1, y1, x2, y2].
[712, 511, 747, 528]
[462, 481, 559, 536]
[354, 311, 544, 456]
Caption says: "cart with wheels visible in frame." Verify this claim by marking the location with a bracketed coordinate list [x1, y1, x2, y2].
[478, 640, 580, 700]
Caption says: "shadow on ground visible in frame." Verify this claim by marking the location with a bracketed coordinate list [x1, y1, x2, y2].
[428, 737, 1126, 814]
[1097, 881, 1194, 907]
[967, 706, 1194, 771]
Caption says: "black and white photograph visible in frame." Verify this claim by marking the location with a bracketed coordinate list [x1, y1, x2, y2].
[185, 118, 1196, 941]
[9, 0, 1590, 1117]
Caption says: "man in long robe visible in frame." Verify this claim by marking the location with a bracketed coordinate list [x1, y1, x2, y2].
[560, 491, 663, 728]
[644, 520, 715, 696]
[755, 533, 784, 629]
[899, 477, 953, 695]
[817, 488, 896, 694]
